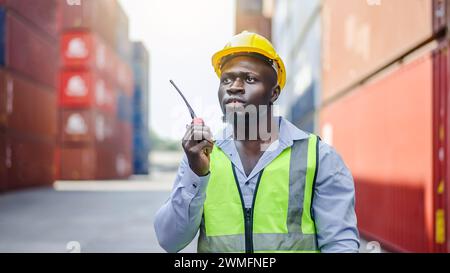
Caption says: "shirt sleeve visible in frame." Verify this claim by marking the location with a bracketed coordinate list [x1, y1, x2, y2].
[313, 141, 361, 253]
[154, 154, 210, 253]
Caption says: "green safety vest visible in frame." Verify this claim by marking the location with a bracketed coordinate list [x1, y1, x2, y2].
[198, 134, 320, 253]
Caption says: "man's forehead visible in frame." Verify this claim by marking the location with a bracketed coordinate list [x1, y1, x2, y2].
[221, 55, 273, 74]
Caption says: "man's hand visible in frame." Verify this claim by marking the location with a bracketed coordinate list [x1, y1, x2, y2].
[182, 122, 214, 176]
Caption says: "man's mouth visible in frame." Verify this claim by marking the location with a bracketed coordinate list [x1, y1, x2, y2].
[225, 97, 246, 106]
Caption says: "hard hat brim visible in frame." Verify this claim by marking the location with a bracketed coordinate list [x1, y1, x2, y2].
[212, 46, 286, 90]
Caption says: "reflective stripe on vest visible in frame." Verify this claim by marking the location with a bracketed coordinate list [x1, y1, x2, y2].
[198, 134, 320, 253]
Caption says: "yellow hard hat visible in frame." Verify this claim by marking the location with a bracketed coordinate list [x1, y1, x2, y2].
[212, 31, 286, 90]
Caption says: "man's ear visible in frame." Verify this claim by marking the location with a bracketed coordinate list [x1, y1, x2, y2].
[270, 85, 281, 104]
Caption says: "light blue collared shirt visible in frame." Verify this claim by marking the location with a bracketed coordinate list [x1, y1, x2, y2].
[154, 117, 360, 253]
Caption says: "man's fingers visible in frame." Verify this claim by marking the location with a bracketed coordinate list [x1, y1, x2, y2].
[191, 140, 214, 154]
[192, 129, 213, 141]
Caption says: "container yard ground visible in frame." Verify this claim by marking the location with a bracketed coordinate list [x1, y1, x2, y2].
[0, 150, 381, 253]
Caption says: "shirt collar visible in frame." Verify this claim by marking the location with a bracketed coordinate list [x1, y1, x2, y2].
[214, 116, 310, 149]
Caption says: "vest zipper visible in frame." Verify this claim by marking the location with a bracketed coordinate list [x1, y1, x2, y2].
[245, 208, 253, 253]
[231, 164, 264, 254]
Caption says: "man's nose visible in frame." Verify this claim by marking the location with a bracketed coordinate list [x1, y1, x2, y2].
[227, 78, 245, 94]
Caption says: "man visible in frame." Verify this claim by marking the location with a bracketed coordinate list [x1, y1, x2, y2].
[154, 31, 360, 253]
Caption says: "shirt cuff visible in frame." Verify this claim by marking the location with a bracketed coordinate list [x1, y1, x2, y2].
[179, 165, 210, 196]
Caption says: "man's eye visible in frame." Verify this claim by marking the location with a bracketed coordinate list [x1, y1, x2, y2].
[221, 78, 231, 84]
[246, 76, 256, 83]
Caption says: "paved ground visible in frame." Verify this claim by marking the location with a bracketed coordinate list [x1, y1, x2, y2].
[0, 150, 384, 253]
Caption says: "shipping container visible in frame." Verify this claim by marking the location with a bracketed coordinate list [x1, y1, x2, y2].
[59, 69, 116, 112]
[290, 83, 316, 133]
[235, 0, 271, 40]
[131, 42, 150, 175]
[61, 31, 133, 94]
[0, 132, 55, 190]
[59, 108, 114, 145]
[61, 31, 112, 76]
[0, 0, 58, 39]
[0, 132, 6, 192]
[132, 42, 149, 126]
[59, 0, 119, 48]
[319, 45, 449, 252]
[58, 146, 96, 180]
[58, 143, 121, 180]
[0, 8, 58, 87]
[0, 69, 56, 139]
[288, 13, 321, 133]
[133, 128, 150, 175]
[117, 91, 132, 122]
[322, 0, 439, 103]
[115, 56, 134, 96]
[433, 41, 450, 253]
[116, 4, 131, 62]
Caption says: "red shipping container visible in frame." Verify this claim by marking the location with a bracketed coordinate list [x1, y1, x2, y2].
[95, 143, 117, 180]
[0, 69, 56, 139]
[0, 132, 55, 191]
[59, 69, 116, 112]
[58, 143, 121, 180]
[60, 31, 119, 83]
[1, 11, 58, 87]
[58, 146, 96, 180]
[61, 32, 107, 71]
[433, 41, 450, 253]
[59, 109, 115, 145]
[0, 0, 58, 39]
[58, 0, 119, 48]
[322, 0, 438, 103]
[319, 46, 448, 252]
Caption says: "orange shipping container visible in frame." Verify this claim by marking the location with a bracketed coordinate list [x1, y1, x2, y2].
[322, 0, 440, 103]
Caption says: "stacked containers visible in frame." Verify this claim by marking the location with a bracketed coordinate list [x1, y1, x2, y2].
[272, 0, 321, 132]
[131, 42, 150, 175]
[0, 0, 58, 192]
[319, 0, 449, 252]
[57, 0, 133, 180]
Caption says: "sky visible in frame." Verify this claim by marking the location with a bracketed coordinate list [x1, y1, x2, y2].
[119, 0, 236, 140]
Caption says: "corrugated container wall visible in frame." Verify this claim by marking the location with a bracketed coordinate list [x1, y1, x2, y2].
[57, 0, 134, 180]
[318, 0, 450, 252]
[131, 42, 150, 175]
[272, 0, 321, 132]
[0, 1, 58, 192]
[320, 51, 435, 252]
[322, 0, 442, 104]
[272, 0, 450, 252]
[236, 0, 273, 41]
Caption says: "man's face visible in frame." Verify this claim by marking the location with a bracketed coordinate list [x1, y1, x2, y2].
[218, 55, 279, 115]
